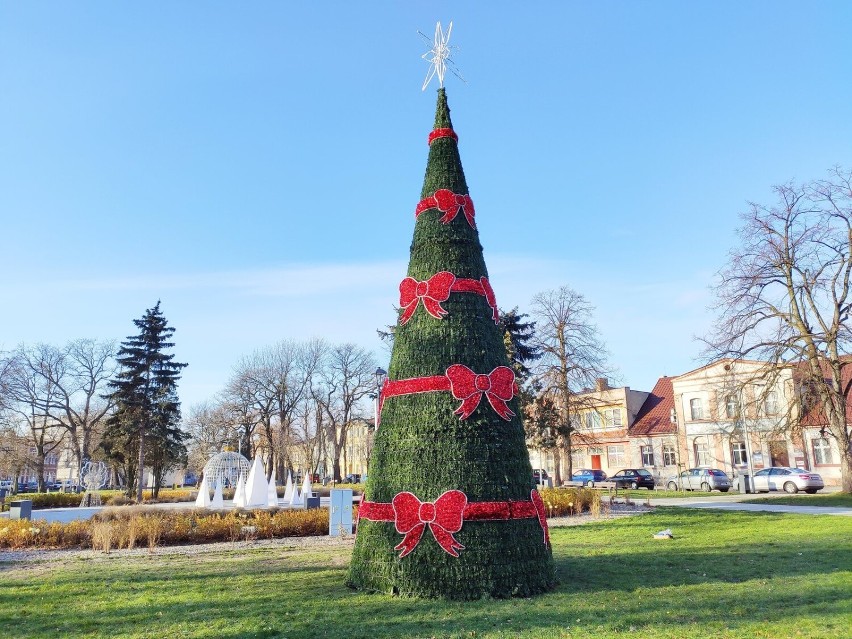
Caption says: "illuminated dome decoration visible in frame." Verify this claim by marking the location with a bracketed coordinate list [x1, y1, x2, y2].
[203, 451, 250, 489]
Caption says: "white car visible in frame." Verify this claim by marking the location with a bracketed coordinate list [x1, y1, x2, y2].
[751, 467, 824, 494]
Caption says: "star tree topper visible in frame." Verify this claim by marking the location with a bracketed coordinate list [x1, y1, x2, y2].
[420, 21, 465, 91]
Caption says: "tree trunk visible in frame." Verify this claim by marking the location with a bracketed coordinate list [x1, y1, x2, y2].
[136, 430, 145, 503]
[841, 440, 852, 494]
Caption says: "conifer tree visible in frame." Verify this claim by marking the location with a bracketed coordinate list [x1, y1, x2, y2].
[104, 302, 187, 500]
[348, 89, 555, 599]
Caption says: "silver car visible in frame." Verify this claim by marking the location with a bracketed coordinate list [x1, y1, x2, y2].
[751, 467, 824, 494]
[666, 468, 732, 492]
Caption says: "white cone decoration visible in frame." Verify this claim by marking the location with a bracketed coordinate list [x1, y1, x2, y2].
[283, 471, 294, 502]
[211, 479, 224, 509]
[301, 472, 313, 506]
[233, 473, 247, 508]
[194, 475, 211, 508]
[245, 458, 268, 507]
[288, 479, 303, 508]
[267, 475, 278, 507]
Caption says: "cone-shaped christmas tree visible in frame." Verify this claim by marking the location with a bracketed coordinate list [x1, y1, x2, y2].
[348, 88, 555, 599]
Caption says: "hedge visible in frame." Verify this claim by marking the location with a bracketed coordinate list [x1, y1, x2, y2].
[0, 506, 331, 550]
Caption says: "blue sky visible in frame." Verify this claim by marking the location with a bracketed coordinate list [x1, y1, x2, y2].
[2, 2, 851, 408]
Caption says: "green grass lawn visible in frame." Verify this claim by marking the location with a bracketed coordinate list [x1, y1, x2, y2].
[1, 509, 850, 639]
[741, 492, 852, 507]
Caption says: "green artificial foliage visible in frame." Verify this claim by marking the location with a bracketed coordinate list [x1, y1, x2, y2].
[347, 89, 555, 599]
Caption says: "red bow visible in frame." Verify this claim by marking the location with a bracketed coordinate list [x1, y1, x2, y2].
[392, 490, 467, 557]
[480, 277, 498, 324]
[530, 489, 551, 547]
[446, 365, 516, 420]
[398, 271, 456, 325]
[416, 189, 476, 229]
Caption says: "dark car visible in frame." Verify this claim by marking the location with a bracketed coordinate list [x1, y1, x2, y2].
[610, 468, 656, 490]
[532, 469, 550, 484]
[571, 469, 608, 487]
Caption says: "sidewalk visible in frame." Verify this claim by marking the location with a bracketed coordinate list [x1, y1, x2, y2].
[0, 497, 336, 524]
[649, 490, 852, 516]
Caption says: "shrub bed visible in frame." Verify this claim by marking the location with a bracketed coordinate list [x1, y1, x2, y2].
[538, 487, 603, 517]
[0, 506, 330, 550]
[1, 491, 86, 510]
[1, 488, 200, 511]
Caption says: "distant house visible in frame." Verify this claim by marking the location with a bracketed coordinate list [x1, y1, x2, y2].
[534, 378, 648, 480]
[794, 358, 851, 486]
[526, 359, 847, 487]
[670, 359, 804, 479]
[629, 377, 679, 478]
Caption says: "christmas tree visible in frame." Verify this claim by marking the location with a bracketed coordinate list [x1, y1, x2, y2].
[347, 87, 555, 599]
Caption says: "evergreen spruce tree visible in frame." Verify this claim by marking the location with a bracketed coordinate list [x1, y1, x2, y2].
[348, 89, 555, 599]
[104, 302, 187, 500]
[499, 307, 541, 381]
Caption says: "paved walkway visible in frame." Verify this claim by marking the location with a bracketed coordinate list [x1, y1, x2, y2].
[0, 497, 336, 524]
[648, 491, 852, 516]
[4, 492, 850, 523]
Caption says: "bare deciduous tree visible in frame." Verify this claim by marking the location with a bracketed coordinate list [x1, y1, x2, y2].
[705, 168, 852, 492]
[225, 340, 321, 481]
[44, 339, 116, 487]
[313, 342, 376, 482]
[3, 345, 67, 491]
[530, 286, 614, 484]
[184, 400, 240, 476]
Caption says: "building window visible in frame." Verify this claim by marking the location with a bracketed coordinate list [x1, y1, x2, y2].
[570, 448, 584, 466]
[693, 440, 711, 466]
[640, 445, 655, 467]
[725, 395, 738, 419]
[690, 398, 704, 420]
[603, 408, 622, 429]
[812, 438, 834, 465]
[584, 412, 602, 430]
[663, 445, 677, 466]
[607, 445, 625, 467]
[764, 391, 779, 416]
[731, 441, 748, 466]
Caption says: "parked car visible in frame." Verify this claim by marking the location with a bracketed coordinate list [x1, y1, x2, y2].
[751, 467, 824, 494]
[571, 469, 608, 487]
[610, 468, 656, 490]
[17, 481, 39, 493]
[666, 468, 731, 492]
[532, 469, 550, 484]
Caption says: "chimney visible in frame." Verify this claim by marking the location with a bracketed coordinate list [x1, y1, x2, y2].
[595, 378, 609, 392]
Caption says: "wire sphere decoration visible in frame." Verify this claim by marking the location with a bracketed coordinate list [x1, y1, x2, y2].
[78, 460, 108, 508]
[81, 461, 108, 491]
[202, 451, 251, 490]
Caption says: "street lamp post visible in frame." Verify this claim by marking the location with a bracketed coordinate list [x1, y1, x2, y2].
[373, 367, 387, 431]
[670, 408, 684, 491]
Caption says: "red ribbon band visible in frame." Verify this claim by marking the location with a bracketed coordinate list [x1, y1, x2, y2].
[399, 272, 498, 325]
[379, 365, 517, 423]
[428, 128, 458, 145]
[358, 489, 550, 557]
[415, 189, 476, 229]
